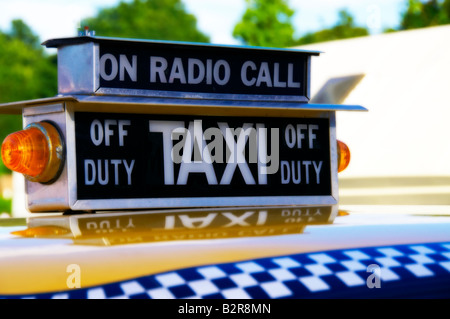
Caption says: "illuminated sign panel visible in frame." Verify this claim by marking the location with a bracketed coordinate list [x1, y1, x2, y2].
[75, 112, 331, 203]
[98, 42, 311, 100]
[44, 37, 320, 102]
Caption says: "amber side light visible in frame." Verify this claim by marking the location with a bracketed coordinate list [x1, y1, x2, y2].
[337, 140, 351, 173]
[1, 122, 64, 183]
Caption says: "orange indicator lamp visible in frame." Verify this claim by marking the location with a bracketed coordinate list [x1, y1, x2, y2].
[1, 122, 64, 183]
[337, 139, 351, 173]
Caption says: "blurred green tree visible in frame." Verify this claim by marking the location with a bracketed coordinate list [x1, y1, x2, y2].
[0, 20, 57, 174]
[8, 19, 41, 50]
[296, 9, 369, 45]
[400, 0, 450, 30]
[0, 24, 57, 104]
[233, 0, 296, 47]
[82, 0, 209, 42]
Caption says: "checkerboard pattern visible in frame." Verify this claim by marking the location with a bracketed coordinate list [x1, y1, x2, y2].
[3, 242, 450, 299]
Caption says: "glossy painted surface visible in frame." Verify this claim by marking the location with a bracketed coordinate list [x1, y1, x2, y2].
[0, 205, 449, 298]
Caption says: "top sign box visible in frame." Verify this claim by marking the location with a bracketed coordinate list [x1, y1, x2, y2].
[44, 36, 320, 103]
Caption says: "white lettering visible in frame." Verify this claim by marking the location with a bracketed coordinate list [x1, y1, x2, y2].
[119, 54, 137, 82]
[177, 121, 218, 185]
[100, 54, 118, 81]
[84, 159, 135, 186]
[97, 159, 109, 185]
[219, 123, 256, 185]
[291, 160, 301, 184]
[90, 120, 103, 146]
[150, 56, 168, 83]
[66, 264, 81, 289]
[84, 159, 96, 185]
[280, 160, 323, 185]
[308, 124, 318, 149]
[296, 124, 307, 149]
[206, 59, 213, 85]
[281, 161, 290, 184]
[118, 120, 130, 146]
[165, 210, 268, 230]
[150, 57, 231, 86]
[188, 58, 205, 84]
[90, 119, 130, 147]
[256, 62, 272, 87]
[150, 119, 284, 186]
[285, 124, 296, 148]
[257, 124, 268, 185]
[256, 124, 279, 179]
[169, 57, 187, 84]
[303, 161, 311, 184]
[313, 161, 323, 184]
[240, 61, 300, 88]
[222, 212, 253, 227]
[287, 63, 300, 88]
[203, 127, 224, 164]
[241, 61, 257, 86]
[111, 159, 121, 185]
[213, 60, 231, 86]
[100, 54, 137, 82]
[123, 159, 135, 185]
[367, 264, 381, 288]
[104, 119, 116, 147]
[149, 120, 184, 185]
[285, 124, 320, 149]
[178, 213, 217, 229]
[273, 63, 286, 88]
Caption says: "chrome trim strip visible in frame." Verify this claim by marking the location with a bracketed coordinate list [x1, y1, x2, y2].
[0, 95, 368, 112]
[95, 88, 310, 103]
[66, 104, 78, 209]
[72, 94, 368, 111]
[329, 112, 339, 202]
[23, 103, 65, 117]
[43, 36, 322, 56]
[72, 196, 338, 211]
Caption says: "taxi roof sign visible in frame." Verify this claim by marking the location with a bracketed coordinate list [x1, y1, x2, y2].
[43, 36, 321, 103]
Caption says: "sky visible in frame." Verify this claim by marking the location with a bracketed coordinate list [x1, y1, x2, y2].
[0, 0, 407, 46]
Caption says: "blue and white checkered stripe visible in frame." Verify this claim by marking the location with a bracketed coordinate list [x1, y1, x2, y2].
[3, 242, 450, 299]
